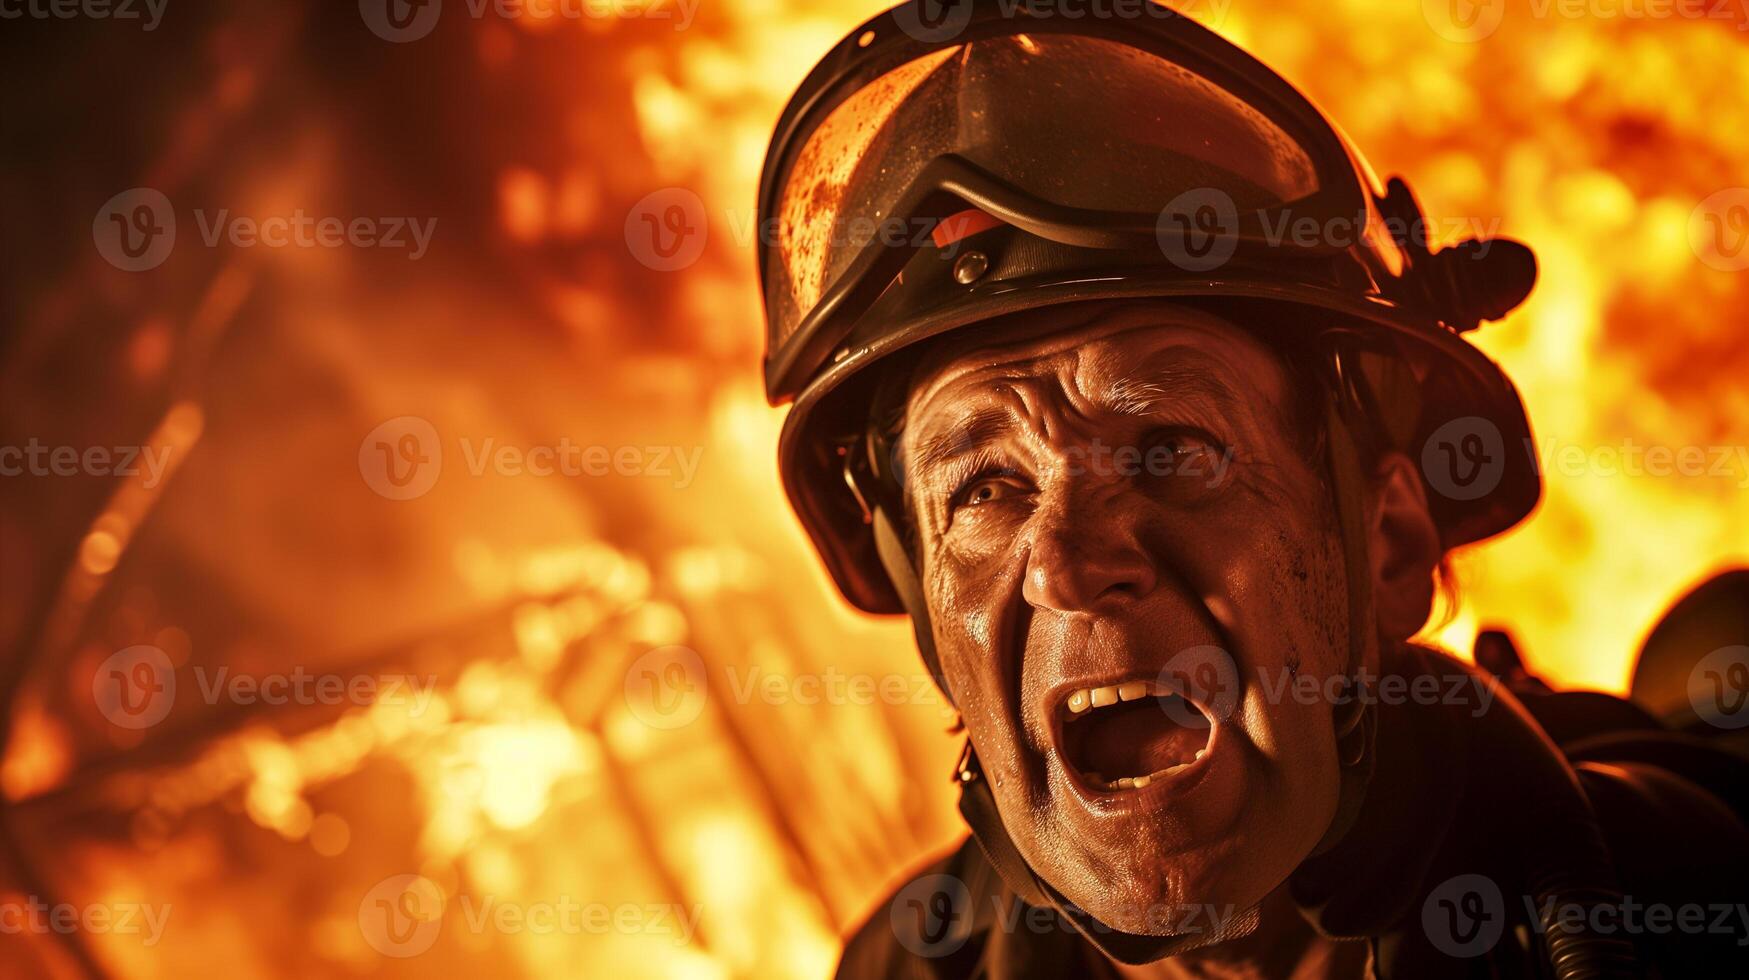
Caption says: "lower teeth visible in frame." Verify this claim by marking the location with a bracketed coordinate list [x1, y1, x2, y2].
[1092, 748, 1206, 790]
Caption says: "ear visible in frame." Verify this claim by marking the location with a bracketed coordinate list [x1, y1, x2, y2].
[1367, 452, 1442, 642]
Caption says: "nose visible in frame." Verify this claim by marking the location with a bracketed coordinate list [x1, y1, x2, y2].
[1021, 494, 1160, 615]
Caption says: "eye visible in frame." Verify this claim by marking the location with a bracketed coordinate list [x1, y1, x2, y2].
[1139, 426, 1232, 491]
[950, 468, 1031, 511]
[1156, 427, 1222, 460]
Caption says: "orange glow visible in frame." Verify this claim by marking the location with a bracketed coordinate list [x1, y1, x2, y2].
[2, 2, 1747, 978]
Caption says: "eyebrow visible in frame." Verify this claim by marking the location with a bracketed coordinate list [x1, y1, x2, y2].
[906, 346, 1258, 475]
[1097, 351, 1248, 418]
[910, 407, 1016, 474]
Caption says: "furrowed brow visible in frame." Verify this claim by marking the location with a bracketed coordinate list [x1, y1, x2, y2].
[1099, 352, 1247, 418]
[910, 407, 1015, 474]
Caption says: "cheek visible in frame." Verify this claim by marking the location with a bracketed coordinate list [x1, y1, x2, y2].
[1204, 471, 1348, 674]
[922, 541, 1014, 714]
[1225, 504, 1350, 795]
[921, 505, 1032, 644]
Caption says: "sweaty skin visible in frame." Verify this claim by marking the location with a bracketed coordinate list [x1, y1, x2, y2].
[898, 302, 1438, 974]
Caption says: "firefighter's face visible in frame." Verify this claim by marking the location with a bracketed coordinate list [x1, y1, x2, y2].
[899, 304, 1439, 936]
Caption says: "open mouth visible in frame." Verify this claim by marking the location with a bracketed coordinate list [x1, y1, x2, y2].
[1056, 679, 1213, 792]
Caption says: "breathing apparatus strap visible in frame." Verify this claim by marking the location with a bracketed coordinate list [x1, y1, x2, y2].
[871, 505, 1056, 910]
[871, 507, 946, 695]
[1312, 358, 1382, 853]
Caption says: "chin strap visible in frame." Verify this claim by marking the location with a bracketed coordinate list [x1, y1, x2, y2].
[858, 342, 1385, 963]
[1311, 353, 1383, 855]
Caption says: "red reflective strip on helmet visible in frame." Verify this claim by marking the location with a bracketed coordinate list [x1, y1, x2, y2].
[932, 208, 1005, 249]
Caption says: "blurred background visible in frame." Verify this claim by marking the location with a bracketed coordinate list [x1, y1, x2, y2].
[2, 0, 1748, 976]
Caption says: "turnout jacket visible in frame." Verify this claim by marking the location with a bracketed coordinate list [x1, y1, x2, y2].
[836, 648, 1749, 979]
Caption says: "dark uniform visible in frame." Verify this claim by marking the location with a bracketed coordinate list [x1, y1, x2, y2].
[837, 647, 1749, 979]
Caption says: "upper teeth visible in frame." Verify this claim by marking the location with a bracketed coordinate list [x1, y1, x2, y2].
[1065, 679, 1174, 717]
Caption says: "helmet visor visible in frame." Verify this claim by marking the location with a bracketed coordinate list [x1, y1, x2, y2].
[761, 23, 1362, 390]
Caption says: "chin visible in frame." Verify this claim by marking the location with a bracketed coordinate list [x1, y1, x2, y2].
[1040, 826, 1261, 936]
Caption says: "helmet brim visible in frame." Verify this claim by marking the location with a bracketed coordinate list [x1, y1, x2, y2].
[779, 273, 1539, 614]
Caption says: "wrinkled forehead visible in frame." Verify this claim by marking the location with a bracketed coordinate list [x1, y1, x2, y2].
[904, 302, 1291, 425]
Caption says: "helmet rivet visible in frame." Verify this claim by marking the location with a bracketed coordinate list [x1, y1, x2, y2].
[952, 250, 989, 285]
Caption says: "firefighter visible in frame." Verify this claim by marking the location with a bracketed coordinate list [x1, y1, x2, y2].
[754, 3, 1749, 976]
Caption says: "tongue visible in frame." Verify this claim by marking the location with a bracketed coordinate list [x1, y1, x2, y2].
[1071, 697, 1209, 778]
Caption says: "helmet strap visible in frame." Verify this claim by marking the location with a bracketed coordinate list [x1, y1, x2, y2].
[1310, 376, 1381, 855]
[870, 506, 946, 694]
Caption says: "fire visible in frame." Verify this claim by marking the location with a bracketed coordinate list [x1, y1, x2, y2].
[2, 2, 1746, 978]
